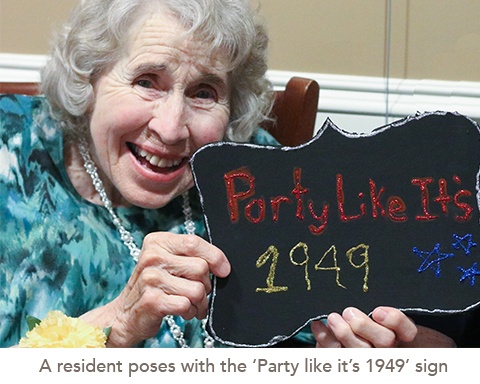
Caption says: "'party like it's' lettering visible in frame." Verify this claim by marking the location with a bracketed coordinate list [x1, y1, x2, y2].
[223, 167, 473, 236]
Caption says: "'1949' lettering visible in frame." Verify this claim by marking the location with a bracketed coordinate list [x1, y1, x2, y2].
[256, 242, 369, 293]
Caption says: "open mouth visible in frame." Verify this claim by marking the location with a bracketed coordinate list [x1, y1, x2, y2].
[127, 142, 187, 173]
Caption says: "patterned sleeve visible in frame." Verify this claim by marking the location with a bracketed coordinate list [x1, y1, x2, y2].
[249, 127, 280, 146]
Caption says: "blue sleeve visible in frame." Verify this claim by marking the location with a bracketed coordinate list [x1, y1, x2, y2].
[249, 127, 280, 146]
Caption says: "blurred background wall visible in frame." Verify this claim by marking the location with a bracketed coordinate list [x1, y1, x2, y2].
[1, 0, 479, 130]
[2, 0, 479, 81]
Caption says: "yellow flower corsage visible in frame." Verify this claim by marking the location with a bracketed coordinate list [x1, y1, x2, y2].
[19, 310, 110, 348]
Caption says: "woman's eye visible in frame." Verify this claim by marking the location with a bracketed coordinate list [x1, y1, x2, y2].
[136, 79, 154, 89]
[195, 88, 216, 100]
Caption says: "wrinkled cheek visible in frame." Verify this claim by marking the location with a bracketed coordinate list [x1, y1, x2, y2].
[114, 109, 147, 134]
[203, 119, 229, 144]
[202, 130, 225, 144]
[189, 110, 229, 148]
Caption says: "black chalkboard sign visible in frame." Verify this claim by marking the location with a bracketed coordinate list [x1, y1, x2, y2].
[191, 111, 480, 347]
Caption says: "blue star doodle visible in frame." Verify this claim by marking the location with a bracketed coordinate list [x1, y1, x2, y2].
[412, 243, 455, 277]
[458, 262, 480, 287]
[452, 233, 477, 255]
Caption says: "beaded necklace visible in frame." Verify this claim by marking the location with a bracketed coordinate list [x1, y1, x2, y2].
[79, 140, 214, 348]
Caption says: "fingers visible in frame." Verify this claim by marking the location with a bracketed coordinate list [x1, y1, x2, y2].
[112, 231, 230, 345]
[334, 308, 397, 348]
[326, 310, 375, 347]
[371, 306, 417, 343]
[142, 232, 231, 278]
[311, 320, 343, 348]
[140, 250, 213, 291]
[140, 265, 210, 316]
[313, 307, 418, 348]
[130, 232, 229, 316]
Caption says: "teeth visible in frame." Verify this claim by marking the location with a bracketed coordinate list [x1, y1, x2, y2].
[135, 146, 181, 168]
[149, 155, 160, 166]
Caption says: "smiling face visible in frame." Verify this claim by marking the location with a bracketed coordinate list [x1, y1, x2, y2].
[85, 10, 230, 208]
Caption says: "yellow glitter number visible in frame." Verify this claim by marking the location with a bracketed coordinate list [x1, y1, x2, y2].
[289, 242, 311, 291]
[255, 245, 289, 293]
[346, 244, 370, 292]
[314, 245, 346, 289]
[255, 243, 370, 293]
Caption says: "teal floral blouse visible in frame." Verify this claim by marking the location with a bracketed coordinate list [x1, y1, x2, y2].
[0, 94, 315, 348]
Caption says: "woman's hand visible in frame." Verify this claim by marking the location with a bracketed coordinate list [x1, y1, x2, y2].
[311, 306, 456, 348]
[81, 232, 230, 347]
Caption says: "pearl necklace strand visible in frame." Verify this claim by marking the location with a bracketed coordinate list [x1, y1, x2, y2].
[79, 140, 214, 348]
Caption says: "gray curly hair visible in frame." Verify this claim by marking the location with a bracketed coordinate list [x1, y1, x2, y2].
[41, 0, 273, 142]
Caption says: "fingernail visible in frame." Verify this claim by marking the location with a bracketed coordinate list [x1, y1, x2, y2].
[217, 261, 231, 277]
[373, 308, 387, 322]
[343, 307, 357, 320]
[327, 312, 341, 326]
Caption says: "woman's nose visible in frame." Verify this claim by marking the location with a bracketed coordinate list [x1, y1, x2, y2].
[148, 94, 189, 144]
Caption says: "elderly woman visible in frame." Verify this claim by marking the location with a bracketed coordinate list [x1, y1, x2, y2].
[0, 0, 459, 348]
